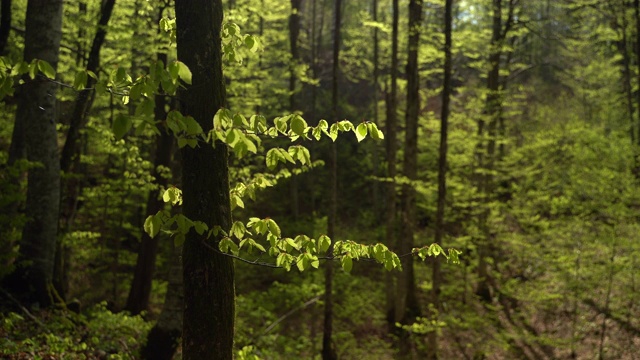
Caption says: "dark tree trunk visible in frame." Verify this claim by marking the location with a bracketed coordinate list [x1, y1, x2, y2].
[289, 0, 302, 219]
[141, 242, 184, 360]
[54, 0, 116, 301]
[4, 0, 63, 307]
[397, 0, 423, 356]
[428, 0, 453, 358]
[60, 0, 116, 174]
[125, 55, 174, 315]
[175, 1, 235, 359]
[635, 0, 640, 145]
[385, 0, 399, 329]
[322, 1, 340, 359]
[0, 0, 11, 55]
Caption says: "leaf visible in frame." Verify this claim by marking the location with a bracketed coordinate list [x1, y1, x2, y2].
[341, 255, 353, 273]
[266, 148, 280, 170]
[367, 122, 384, 140]
[143, 214, 162, 238]
[194, 221, 208, 235]
[112, 114, 132, 140]
[290, 115, 307, 136]
[318, 235, 331, 253]
[231, 221, 246, 240]
[267, 219, 281, 238]
[37, 60, 55, 79]
[355, 123, 368, 142]
[296, 254, 306, 271]
[177, 61, 192, 84]
[73, 71, 88, 91]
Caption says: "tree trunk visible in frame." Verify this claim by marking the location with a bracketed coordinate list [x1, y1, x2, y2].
[175, 1, 235, 359]
[141, 242, 184, 360]
[0, 0, 11, 55]
[54, 0, 116, 302]
[385, 0, 399, 330]
[322, 1, 340, 359]
[635, 0, 640, 145]
[125, 55, 174, 315]
[428, 0, 452, 358]
[475, 0, 503, 304]
[397, 0, 423, 357]
[3, 0, 63, 307]
[289, 0, 302, 219]
[60, 0, 116, 174]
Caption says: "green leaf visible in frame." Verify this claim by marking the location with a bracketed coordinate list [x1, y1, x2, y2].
[341, 255, 353, 273]
[318, 235, 331, 253]
[37, 60, 55, 79]
[73, 71, 88, 91]
[267, 219, 281, 238]
[355, 123, 368, 142]
[367, 122, 384, 140]
[112, 114, 132, 140]
[194, 221, 208, 235]
[266, 148, 280, 170]
[296, 254, 306, 271]
[176, 61, 192, 84]
[244, 35, 260, 52]
[231, 221, 246, 240]
[290, 115, 307, 136]
[143, 214, 162, 238]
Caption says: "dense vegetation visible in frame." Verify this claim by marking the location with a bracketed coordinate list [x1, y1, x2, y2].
[1, 0, 640, 359]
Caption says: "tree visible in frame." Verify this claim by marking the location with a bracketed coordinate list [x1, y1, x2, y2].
[0, 0, 11, 55]
[385, 0, 399, 328]
[428, 0, 453, 358]
[322, 0, 341, 358]
[175, 0, 235, 358]
[4, 0, 64, 307]
[396, 0, 423, 338]
[126, 2, 174, 316]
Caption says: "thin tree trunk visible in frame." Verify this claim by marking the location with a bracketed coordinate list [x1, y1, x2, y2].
[125, 56, 174, 315]
[322, 1, 340, 359]
[475, 0, 503, 304]
[428, 0, 453, 358]
[371, 0, 380, 218]
[54, 0, 116, 301]
[60, 0, 116, 174]
[124, 2, 173, 315]
[175, 0, 235, 359]
[385, 0, 399, 329]
[289, 0, 302, 219]
[620, 7, 635, 144]
[4, 0, 63, 307]
[397, 0, 423, 357]
[635, 0, 640, 145]
[141, 242, 183, 360]
[0, 0, 11, 55]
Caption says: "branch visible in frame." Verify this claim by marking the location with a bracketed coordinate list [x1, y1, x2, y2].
[0, 287, 51, 334]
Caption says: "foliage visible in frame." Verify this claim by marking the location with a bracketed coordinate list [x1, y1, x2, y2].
[0, 304, 152, 359]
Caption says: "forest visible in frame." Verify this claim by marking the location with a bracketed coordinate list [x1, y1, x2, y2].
[1, 0, 640, 359]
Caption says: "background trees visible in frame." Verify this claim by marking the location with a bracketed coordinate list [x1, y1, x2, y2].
[1, 0, 640, 359]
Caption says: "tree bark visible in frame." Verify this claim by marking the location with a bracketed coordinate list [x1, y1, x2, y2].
[4, 0, 63, 307]
[428, 0, 453, 358]
[0, 0, 11, 55]
[397, 0, 423, 357]
[635, 0, 640, 145]
[141, 242, 184, 360]
[385, 0, 399, 329]
[322, 1, 340, 359]
[60, 0, 116, 174]
[289, 0, 302, 219]
[175, 1, 235, 359]
[125, 55, 174, 315]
